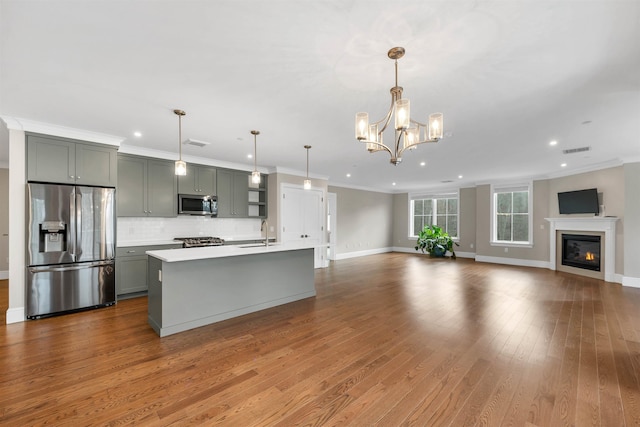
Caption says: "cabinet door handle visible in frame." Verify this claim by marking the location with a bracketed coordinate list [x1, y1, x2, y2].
[69, 175, 74, 179]
[127, 250, 136, 253]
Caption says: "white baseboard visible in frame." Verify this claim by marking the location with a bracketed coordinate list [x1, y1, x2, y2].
[335, 247, 393, 260]
[6, 307, 25, 324]
[475, 255, 550, 269]
[622, 275, 640, 288]
[0, 270, 7, 280]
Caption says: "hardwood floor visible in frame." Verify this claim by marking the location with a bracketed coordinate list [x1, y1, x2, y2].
[1, 253, 639, 426]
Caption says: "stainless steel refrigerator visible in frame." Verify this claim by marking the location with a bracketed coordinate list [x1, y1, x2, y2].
[26, 183, 116, 319]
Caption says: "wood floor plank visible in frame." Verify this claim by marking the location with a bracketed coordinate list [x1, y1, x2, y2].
[1, 254, 639, 425]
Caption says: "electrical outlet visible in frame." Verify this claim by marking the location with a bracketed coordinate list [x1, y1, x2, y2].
[470, 243, 474, 249]
[504, 247, 509, 253]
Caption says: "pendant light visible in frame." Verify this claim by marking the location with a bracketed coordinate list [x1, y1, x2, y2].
[304, 145, 312, 190]
[251, 130, 261, 184]
[174, 109, 187, 176]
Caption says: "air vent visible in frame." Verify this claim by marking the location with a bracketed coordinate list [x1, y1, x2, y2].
[183, 139, 210, 147]
[562, 146, 591, 154]
[441, 180, 454, 183]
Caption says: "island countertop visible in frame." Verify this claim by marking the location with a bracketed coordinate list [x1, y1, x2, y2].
[146, 241, 325, 263]
[147, 244, 317, 337]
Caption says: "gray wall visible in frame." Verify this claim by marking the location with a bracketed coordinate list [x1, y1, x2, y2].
[475, 180, 550, 263]
[0, 168, 8, 273]
[388, 165, 631, 278]
[392, 188, 477, 255]
[624, 162, 640, 280]
[546, 166, 625, 274]
[328, 186, 394, 254]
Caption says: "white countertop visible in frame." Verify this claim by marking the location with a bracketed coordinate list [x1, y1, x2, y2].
[118, 240, 180, 248]
[117, 235, 270, 248]
[146, 241, 325, 263]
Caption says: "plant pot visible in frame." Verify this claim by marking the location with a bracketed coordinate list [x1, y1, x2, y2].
[430, 245, 446, 257]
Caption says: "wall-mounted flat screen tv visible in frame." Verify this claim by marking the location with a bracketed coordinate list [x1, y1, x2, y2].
[558, 188, 600, 214]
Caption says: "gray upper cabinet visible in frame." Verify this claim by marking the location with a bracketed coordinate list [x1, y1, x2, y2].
[217, 169, 249, 217]
[117, 154, 177, 217]
[26, 134, 117, 187]
[177, 164, 216, 195]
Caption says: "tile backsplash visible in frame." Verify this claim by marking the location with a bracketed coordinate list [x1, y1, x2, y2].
[117, 216, 263, 244]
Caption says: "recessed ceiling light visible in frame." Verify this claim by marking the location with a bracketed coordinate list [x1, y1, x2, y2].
[133, 131, 142, 138]
[549, 140, 557, 146]
[346, 173, 351, 178]
[247, 154, 253, 159]
[420, 161, 426, 166]
[458, 175, 463, 179]
[561, 163, 567, 167]
[392, 182, 396, 186]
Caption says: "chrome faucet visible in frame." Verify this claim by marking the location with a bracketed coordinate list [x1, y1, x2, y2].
[261, 220, 269, 247]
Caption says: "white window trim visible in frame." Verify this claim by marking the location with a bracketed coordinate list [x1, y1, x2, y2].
[408, 190, 460, 240]
[490, 181, 533, 248]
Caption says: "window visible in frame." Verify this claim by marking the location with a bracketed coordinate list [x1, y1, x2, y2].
[410, 193, 458, 238]
[491, 183, 532, 245]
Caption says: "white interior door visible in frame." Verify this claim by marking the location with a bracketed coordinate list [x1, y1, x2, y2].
[281, 185, 325, 268]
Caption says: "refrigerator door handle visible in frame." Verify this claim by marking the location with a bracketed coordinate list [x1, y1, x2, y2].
[76, 191, 83, 258]
[68, 189, 76, 261]
[29, 261, 112, 274]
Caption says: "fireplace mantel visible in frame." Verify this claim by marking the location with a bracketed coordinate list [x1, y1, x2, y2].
[545, 217, 618, 282]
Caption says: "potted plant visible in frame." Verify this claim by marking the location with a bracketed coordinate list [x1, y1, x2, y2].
[415, 225, 459, 259]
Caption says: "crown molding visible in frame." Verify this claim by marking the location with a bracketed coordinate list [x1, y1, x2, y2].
[0, 116, 123, 146]
[272, 166, 329, 181]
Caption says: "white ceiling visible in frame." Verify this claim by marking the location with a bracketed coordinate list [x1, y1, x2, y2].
[1, 1, 639, 192]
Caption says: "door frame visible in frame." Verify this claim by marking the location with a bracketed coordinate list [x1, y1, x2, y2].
[327, 192, 337, 261]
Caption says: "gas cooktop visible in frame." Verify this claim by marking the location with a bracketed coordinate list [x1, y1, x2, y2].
[173, 236, 225, 248]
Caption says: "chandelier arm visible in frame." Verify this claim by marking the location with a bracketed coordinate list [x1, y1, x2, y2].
[398, 139, 429, 158]
[364, 141, 393, 156]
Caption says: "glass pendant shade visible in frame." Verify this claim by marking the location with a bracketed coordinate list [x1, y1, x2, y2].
[429, 113, 444, 140]
[175, 160, 187, 176]
[368, 123, 378, 143]
[252, 170, 261, 184]
[395, 99, 410, 130]
[355, 112, 369, 140]
[404, 127, 419, 150]
[303, 179, 311, 190]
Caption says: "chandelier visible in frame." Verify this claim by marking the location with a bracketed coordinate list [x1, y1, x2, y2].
[355, 47, 444, 165]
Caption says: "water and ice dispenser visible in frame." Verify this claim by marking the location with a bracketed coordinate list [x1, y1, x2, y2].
[40, 221, 67, 253]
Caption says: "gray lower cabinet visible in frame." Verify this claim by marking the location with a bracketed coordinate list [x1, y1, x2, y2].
[177, 164, 216, 195]
[116, 244, 181, 296]
[117, 154, 177, 217]
[26, 133, 117, 186]
[217, 169, 249, 217]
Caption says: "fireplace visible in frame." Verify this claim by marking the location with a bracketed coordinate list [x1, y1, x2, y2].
[546, 217, 617, 282]
[561, 234, 601, 271]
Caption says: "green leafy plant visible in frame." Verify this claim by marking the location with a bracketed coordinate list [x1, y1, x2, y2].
[414, 225, 459, 259]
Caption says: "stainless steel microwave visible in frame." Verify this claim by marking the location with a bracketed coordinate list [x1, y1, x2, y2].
[178, 194, 218, 216]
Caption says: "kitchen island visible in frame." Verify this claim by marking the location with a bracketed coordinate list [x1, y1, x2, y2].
[146, 243, 316, 337]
